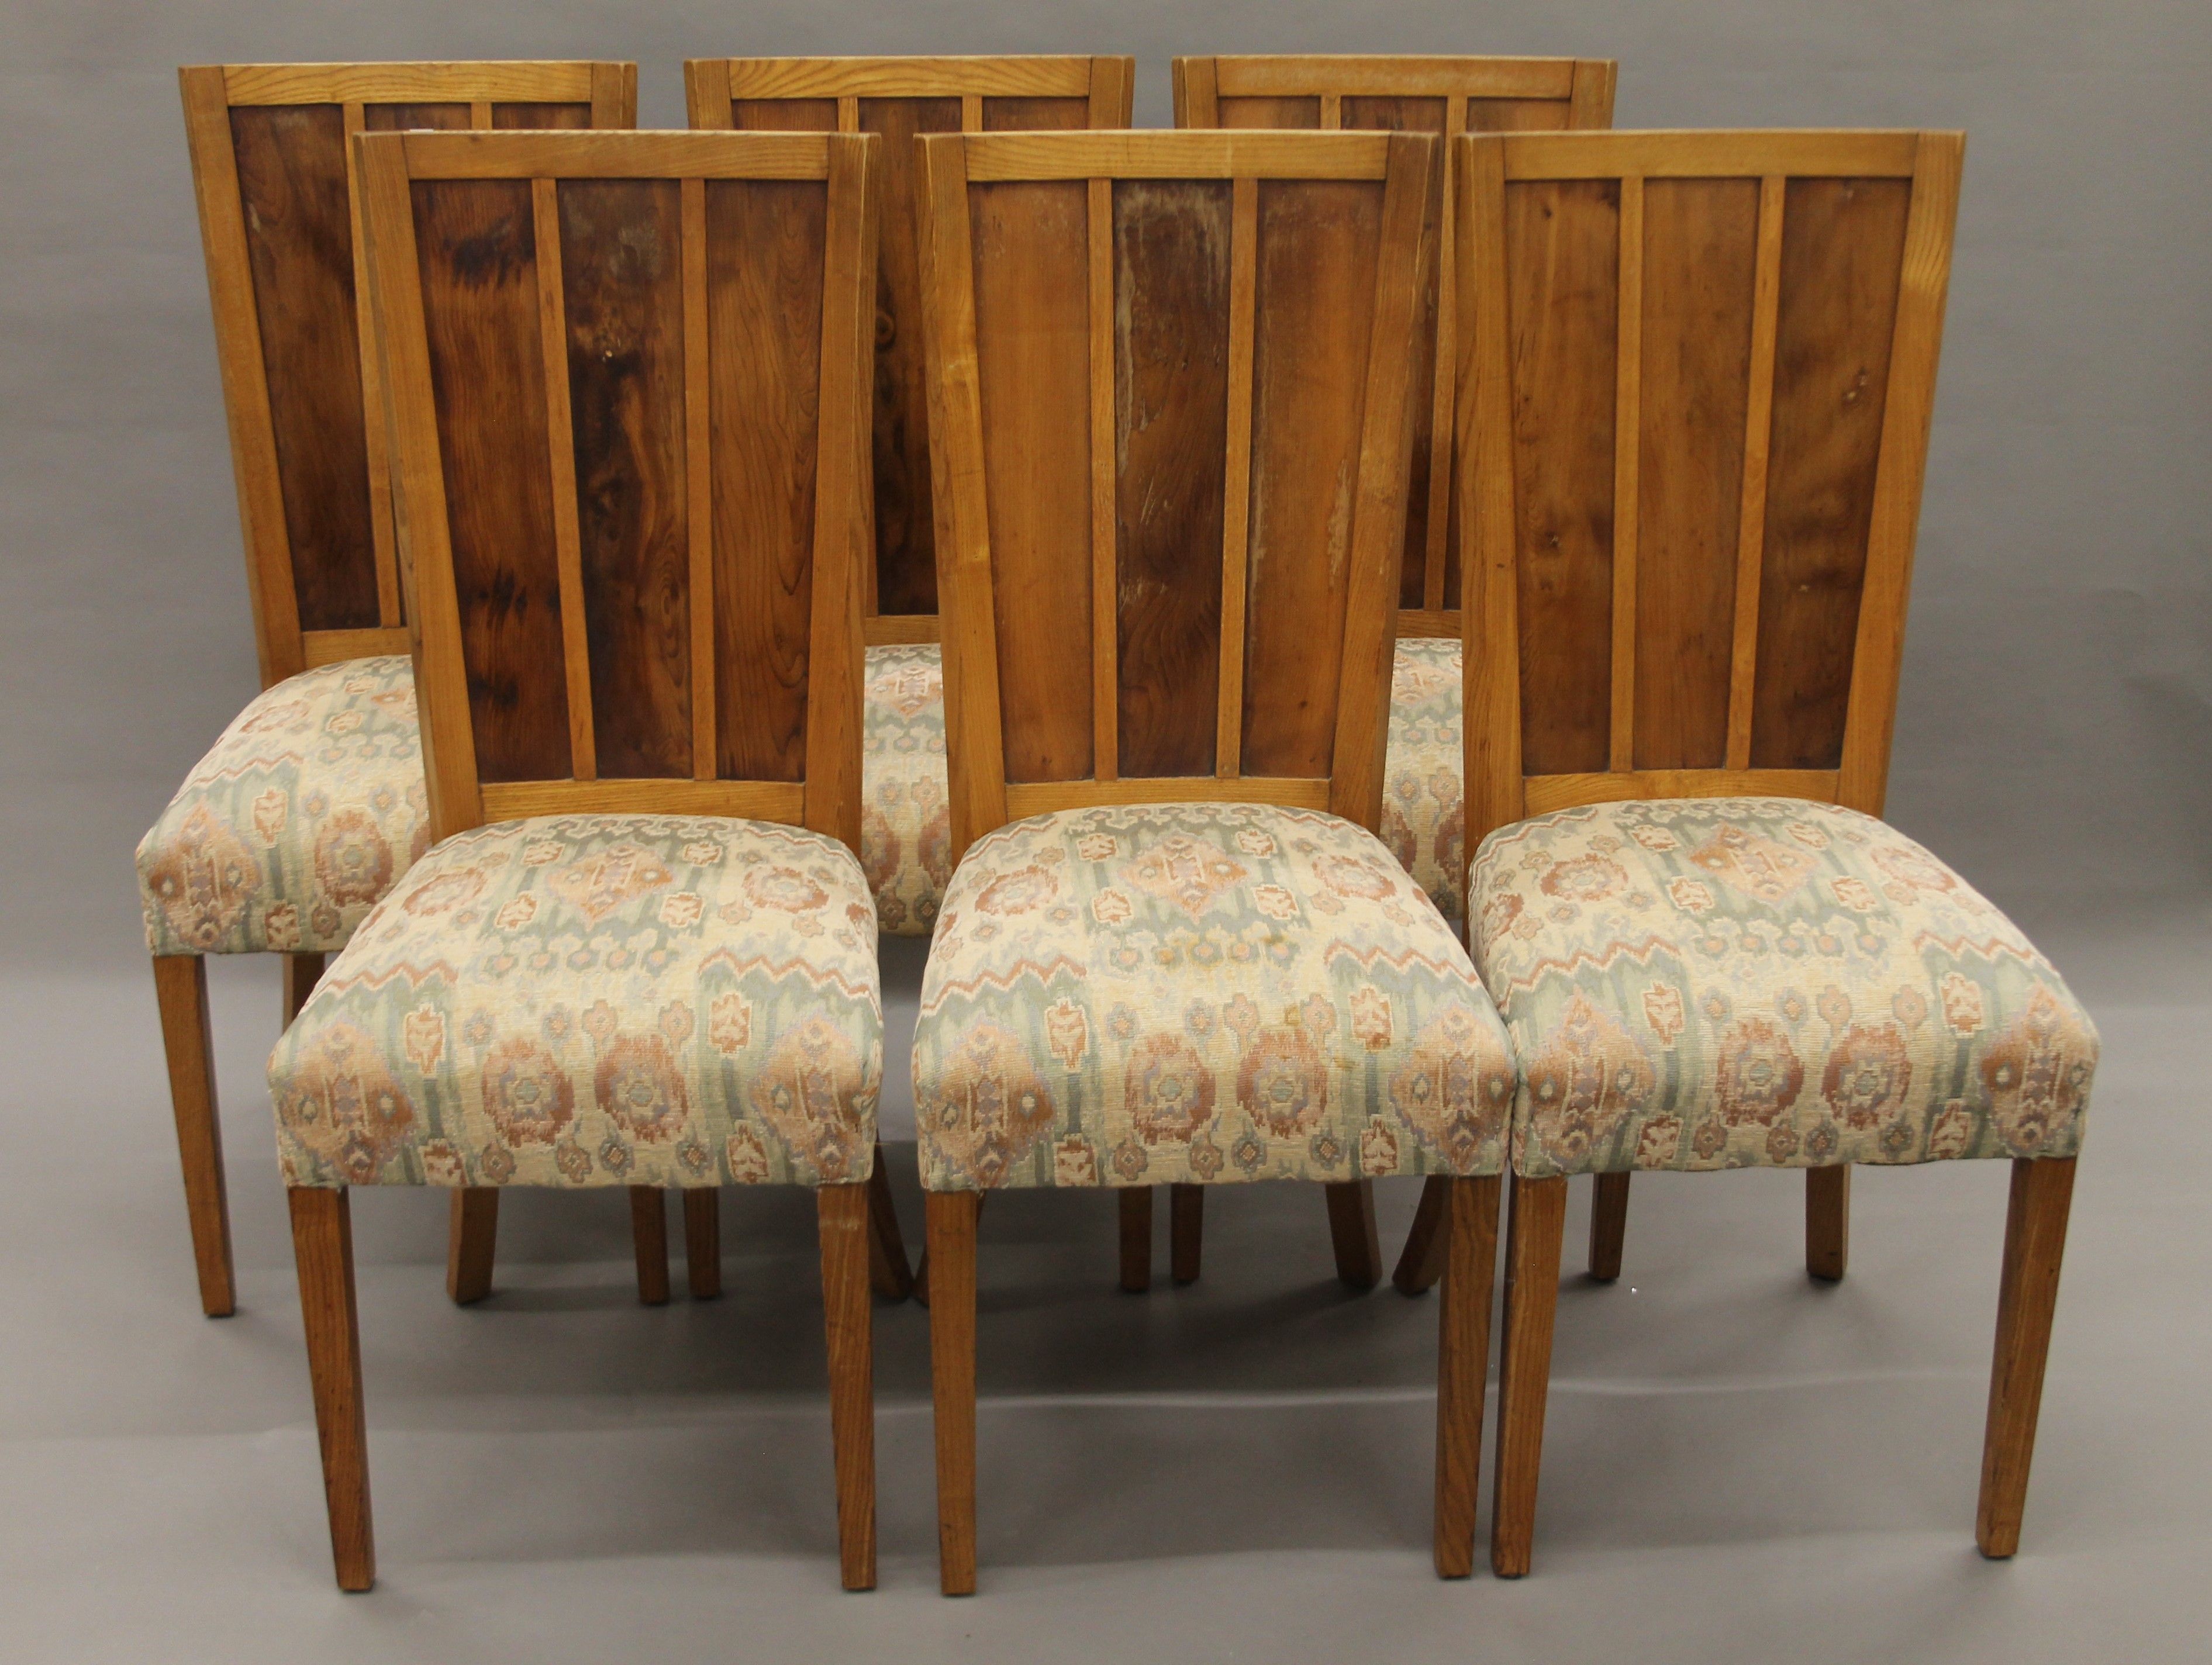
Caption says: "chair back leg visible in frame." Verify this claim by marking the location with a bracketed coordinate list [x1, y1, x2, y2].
[154, 954, 233, 1317]
[445, 1188, 498, 1304]
[628, 1187, 670, 1304]
[1588, 1172, 1631, 1281]
[1806, 1165, 1851, 1281]
[685, 1189, 723, 1300]
[1325, 1180, 1382, 1289]
[1170, 1184, 1204, 1285]
[1392, 1173, 1451, 1294]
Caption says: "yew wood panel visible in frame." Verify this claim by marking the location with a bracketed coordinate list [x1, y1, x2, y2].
[1503, 178, 1619, 777]
[1751, 177, 1911, 771]
[969, 181, 1095, 783]
[1240, 179, 1382, 780]
[363, 103, 469, 133]
[707, 179, 827, 783]
[1113, 181, 1231, 779]
[1217, 97, 1321, 128]
[559, 179, 693, 779]
[982, 97, 1089, 130]
[413, 178, 572, 782]
[491, 102, 592, 129]
[734, 99, 838, 131]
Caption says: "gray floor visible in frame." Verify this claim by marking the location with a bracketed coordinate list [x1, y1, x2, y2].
[4, 909, 2207, 1664]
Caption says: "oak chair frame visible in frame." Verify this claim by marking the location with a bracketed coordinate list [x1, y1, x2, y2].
[685, 55, 1136, 646]
[911, 128, 1479, 1591]
[1174, 54, 1617, 638]
[279, 127, 891, 1594]
[162, 61, 635, 1319]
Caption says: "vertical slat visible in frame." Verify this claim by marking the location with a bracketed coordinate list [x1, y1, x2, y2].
[1172, 57, 1219, 128]
[837, 96, 858, 133]
[341, 101, 402, 631]
[590, 61, 635, 129]
[1424, 98, 1467, 614]
[1088, 56, 1134, 127]
[684, 177, 716, 779]
[1608, 175, 1644, 773]
[469, 100, 492, 130]
[1087, 176, 1119, 780]
[1567, 60, 1618, 129]
[684, 60, 733, 129]
[961, 94, 982, 132]
[1725, 175, 1787, 771]
[532, 177, 596, 779]
[1320, 91, 1343, 129]
[1216, 177, 1259, 778]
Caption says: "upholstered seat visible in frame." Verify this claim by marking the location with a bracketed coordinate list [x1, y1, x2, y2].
[268, 814, 883, 1191]
[136, 657, 429, 957]
[914, 802, 1515, 1193]
[1468, 799, 2097, 1180]
[863, 639, 1469, 939]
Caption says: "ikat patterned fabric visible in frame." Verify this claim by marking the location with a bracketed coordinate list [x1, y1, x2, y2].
[1379, 638, 1465, 928]
[862, 644, 953, 938]
[267, 815, 882, 1190]
[912, 803, 1516, 1193]
[1468, 799, 2097, 1179]
[136, 657, 430, 957]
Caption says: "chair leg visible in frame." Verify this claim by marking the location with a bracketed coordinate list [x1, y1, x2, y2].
[1169, 1184, 1203, 1284]
[282, 950, 325, 1025]
[287, 1187, 374, 1591]
[1118, 1187, 1152, 1291]
[1434, 1174, 1502, 1578]
[1325, 1180, 1382, 1290]
[445, 1188, 498, 1305]
[1806, 1165, 1851, 1281]
[1977, 1156, 2077, 1558]
[1588, 1172, 1631, 1283]
[865, 1146, 914, 1301]
[153, 954, 233, 1318]
[917, 1190, 984, 1309]
[1393, 1174, 1451, 1295]
[629, 1187, 670, 1305]
[817, 1183, 876, 1590]
[926, 1191, 980, 1596]
[1492, 1172, 1567, 1578]
[685, 1188, 722, 1300]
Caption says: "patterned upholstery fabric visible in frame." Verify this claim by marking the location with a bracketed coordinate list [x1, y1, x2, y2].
[136, 657, 430, 956]
[861, 640, 1468, 936]
[1468, 799, 2097, 1179]
[862, 645, 953, 937]
[267, 815, 882, 1190]
[912, 803, 1516, 1193]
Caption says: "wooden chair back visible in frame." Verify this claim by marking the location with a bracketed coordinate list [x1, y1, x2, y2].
[1174, 56, 1616, 637]
[915, 130, 1440, 868]
[180, 62, 637, 688]
[356, 129, 879, 850]
[686, 57, 1136, 646]
[1454, 130, 1964, 844]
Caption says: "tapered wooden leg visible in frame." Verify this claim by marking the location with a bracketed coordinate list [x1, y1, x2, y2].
[1977, 1156, 2077, 1559]
[629, 1187, 670, 1305]
[282, 950, 325, 1024]
[1325, 1180, 1382, 1290]
[287, 1187, 374, 1591]
[684, 1188, 722, 1300]
[818, 1183, 876, 1590]
[1393, 1174, 1451, 1295]
[1118, 1187, 1153, 1291]
[1169, 1184, 1204, 1284]
[926, 1191, 980, 1595]
[1435, 1175, 1502, 1577]
[444, 1188, 498, 1305]
[913, 1189, 981, 1310]
[1492, 1172, 1568, 1578]
[865, 1146, 913, 1301]
[1588, 1172, 1631, 1283]
[154, 954, 233, 1317]
[1806, 1165, 1851, 1281]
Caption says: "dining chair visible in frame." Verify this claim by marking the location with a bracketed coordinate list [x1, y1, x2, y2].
[1433, 127, 2094, 1571]
[149, 61, 636, 1317]
[265, 126, 887, 1592]
[686, 56, 1135, 943]
[909, 127, 1521, 1592]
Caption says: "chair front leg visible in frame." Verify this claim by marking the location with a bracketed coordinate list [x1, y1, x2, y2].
[1806, 1165, 1851, 1281]
[153, 954, 233, 1317]
[629, 1186, 670, 1305]
[1978, 1156, 2076, 1558]
[445, 1188, 498, 1304]
[925, 1190, 981, 1595]
[817, 1183, 876, 1590]
[1491, 1172, 1567, 1578]
[1324, 1180, 1382, 1290]
[1588, 1172, 1631, 1282]
[1434, 1174, 1502, 1577]
[288, 1187, 374, 1591]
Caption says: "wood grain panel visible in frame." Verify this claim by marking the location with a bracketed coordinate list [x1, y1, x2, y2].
[1464, 99, 1575, 133]
[230, 104, 378, 632]
[1504, 178, 1619, 776]
[860, 98, 963, 617]
[1239, 179, 1382, 779]
[413, 178, 571, 780]
[559, 179, 693, 778]
[1633, 177, 1759, 771]
[733, 98, 838, 132]
[492, 102, 591, 129]
[981, 96, 1089, 130]
[706, 179, 827, 782]
[360, 103, 470, 133]
[1218, 96, 1320, 129]
[1113, 180, 1231, 778]
[1751, 177, 1911, 770]
[970, 181, 1094, 782]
